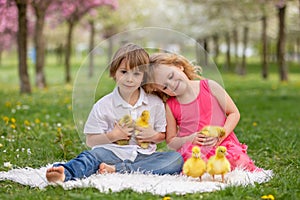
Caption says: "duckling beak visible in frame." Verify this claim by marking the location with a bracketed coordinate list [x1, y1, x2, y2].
[195, 153, 201, 158]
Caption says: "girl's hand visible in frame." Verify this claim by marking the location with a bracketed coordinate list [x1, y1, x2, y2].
[192, 133, 219, 147]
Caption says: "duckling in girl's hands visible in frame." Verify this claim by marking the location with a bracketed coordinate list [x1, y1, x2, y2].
[182, 146, 206, 181]
[207, 146, 231, 183]
[199, 126, 226, 137]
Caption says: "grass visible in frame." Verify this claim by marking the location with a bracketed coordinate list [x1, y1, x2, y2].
[0, 54, 299, 199]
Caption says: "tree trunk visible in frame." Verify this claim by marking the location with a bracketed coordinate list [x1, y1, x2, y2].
[65, 21, 74, 83]
[225, 32, 231, 71]
[277, 4, 288, 81]
[33, 7, 47, 89]
[297, 37, 300, 62]
[88, 20, 95, 78]
[203, 38, 208, 67]
[262, 15, 268, 79]
[16, 1, 31, 94]
[0, 50, 2, 66]
[240, 26, 249, 76]
[212, 34, 219, 64]
[107, 37, 113, 64]
[233, 28, 239, 71]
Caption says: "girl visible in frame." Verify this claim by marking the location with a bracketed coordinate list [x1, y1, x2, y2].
[143, 52, 260, 172]
[46, 44, 183, 182]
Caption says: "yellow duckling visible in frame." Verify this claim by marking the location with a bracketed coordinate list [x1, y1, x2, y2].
[207, 146, 231, 183]
[135, 110, 150, 149]
[199, 125, 226, 137]
[116, 114, 133, 145]
[182, 146, 206, 181]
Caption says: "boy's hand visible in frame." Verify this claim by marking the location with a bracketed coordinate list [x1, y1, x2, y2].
[110, 122, 134, 142]
[135, 126, 157, 143]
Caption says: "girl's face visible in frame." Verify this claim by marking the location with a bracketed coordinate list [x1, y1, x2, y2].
[115, 59, 144, 94]
[153, 64, 188, 97]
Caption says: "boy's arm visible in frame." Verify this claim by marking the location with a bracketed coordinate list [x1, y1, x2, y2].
[86, 123, 133, 148]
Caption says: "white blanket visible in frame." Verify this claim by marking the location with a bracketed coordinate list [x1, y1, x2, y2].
[0, 164, 273, 195]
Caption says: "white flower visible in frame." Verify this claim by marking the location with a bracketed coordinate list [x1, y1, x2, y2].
[27, 149, 31, 155]
[4, 162, 12, 168]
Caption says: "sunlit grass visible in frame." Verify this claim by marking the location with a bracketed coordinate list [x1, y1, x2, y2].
[0, 57, 299, 199]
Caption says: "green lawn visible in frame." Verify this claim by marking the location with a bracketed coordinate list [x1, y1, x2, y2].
[0, 56, 299, 199]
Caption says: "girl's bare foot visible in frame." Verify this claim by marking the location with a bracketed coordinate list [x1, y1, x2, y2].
[46, 166, 65, 182]
[98, 163, 116, 174]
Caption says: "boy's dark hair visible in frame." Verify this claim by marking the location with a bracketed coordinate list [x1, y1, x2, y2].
[109, 43, 149, 79]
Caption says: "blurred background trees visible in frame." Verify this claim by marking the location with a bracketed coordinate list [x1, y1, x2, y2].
[0, 0, 299, 94]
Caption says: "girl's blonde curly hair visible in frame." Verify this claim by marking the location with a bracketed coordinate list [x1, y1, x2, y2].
[143, 53, 203, 102]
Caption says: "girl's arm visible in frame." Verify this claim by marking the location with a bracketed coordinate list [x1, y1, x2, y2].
[165, 104, 197, 150]
[208, 80, 240, 144]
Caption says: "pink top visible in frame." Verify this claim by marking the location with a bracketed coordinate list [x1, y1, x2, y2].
[167, 79, 260, 171]
[167, 79, 226, 136]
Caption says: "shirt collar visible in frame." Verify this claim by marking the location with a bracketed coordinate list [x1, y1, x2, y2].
[112, 87, 148, 108]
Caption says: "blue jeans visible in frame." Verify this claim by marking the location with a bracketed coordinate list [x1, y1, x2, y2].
[54, 147, 184, 181]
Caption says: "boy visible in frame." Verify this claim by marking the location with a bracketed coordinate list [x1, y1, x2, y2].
[46, 43, 183, 182]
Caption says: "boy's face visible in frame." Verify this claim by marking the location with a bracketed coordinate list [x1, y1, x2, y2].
[115, 59, 144, 93]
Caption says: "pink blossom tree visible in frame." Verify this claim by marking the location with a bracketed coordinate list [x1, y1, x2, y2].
[0, 0, 17, 66]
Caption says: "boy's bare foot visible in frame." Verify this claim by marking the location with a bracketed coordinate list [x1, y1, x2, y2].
[98, 163, 116, 174]
[46, 166, 65, 182]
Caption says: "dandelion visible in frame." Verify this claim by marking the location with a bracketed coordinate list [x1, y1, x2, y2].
[261, 194, 275, 200]
[24, 120, 31, 126]
[0, 143, 3, 148]
[4, 162, 12, 168]
[5, 101, 12, 107]
[2, 116, 9, 125]
[252, 122, 258, 127]
[64, 97, 71, 104]
[35, 118, 41, 124]
[11, 117, 16, 124]
[10, 124, 16, 129]
[162, 197, 171, 200]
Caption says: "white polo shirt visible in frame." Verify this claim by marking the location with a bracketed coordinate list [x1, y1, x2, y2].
[84, 87, 166, 161]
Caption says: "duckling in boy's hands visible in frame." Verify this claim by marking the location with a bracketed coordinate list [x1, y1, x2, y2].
[182, 146, 206, 181]
[135, 110, 151, 149]
[207, 146, 231, 183]
[116, 114, 134, 145]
